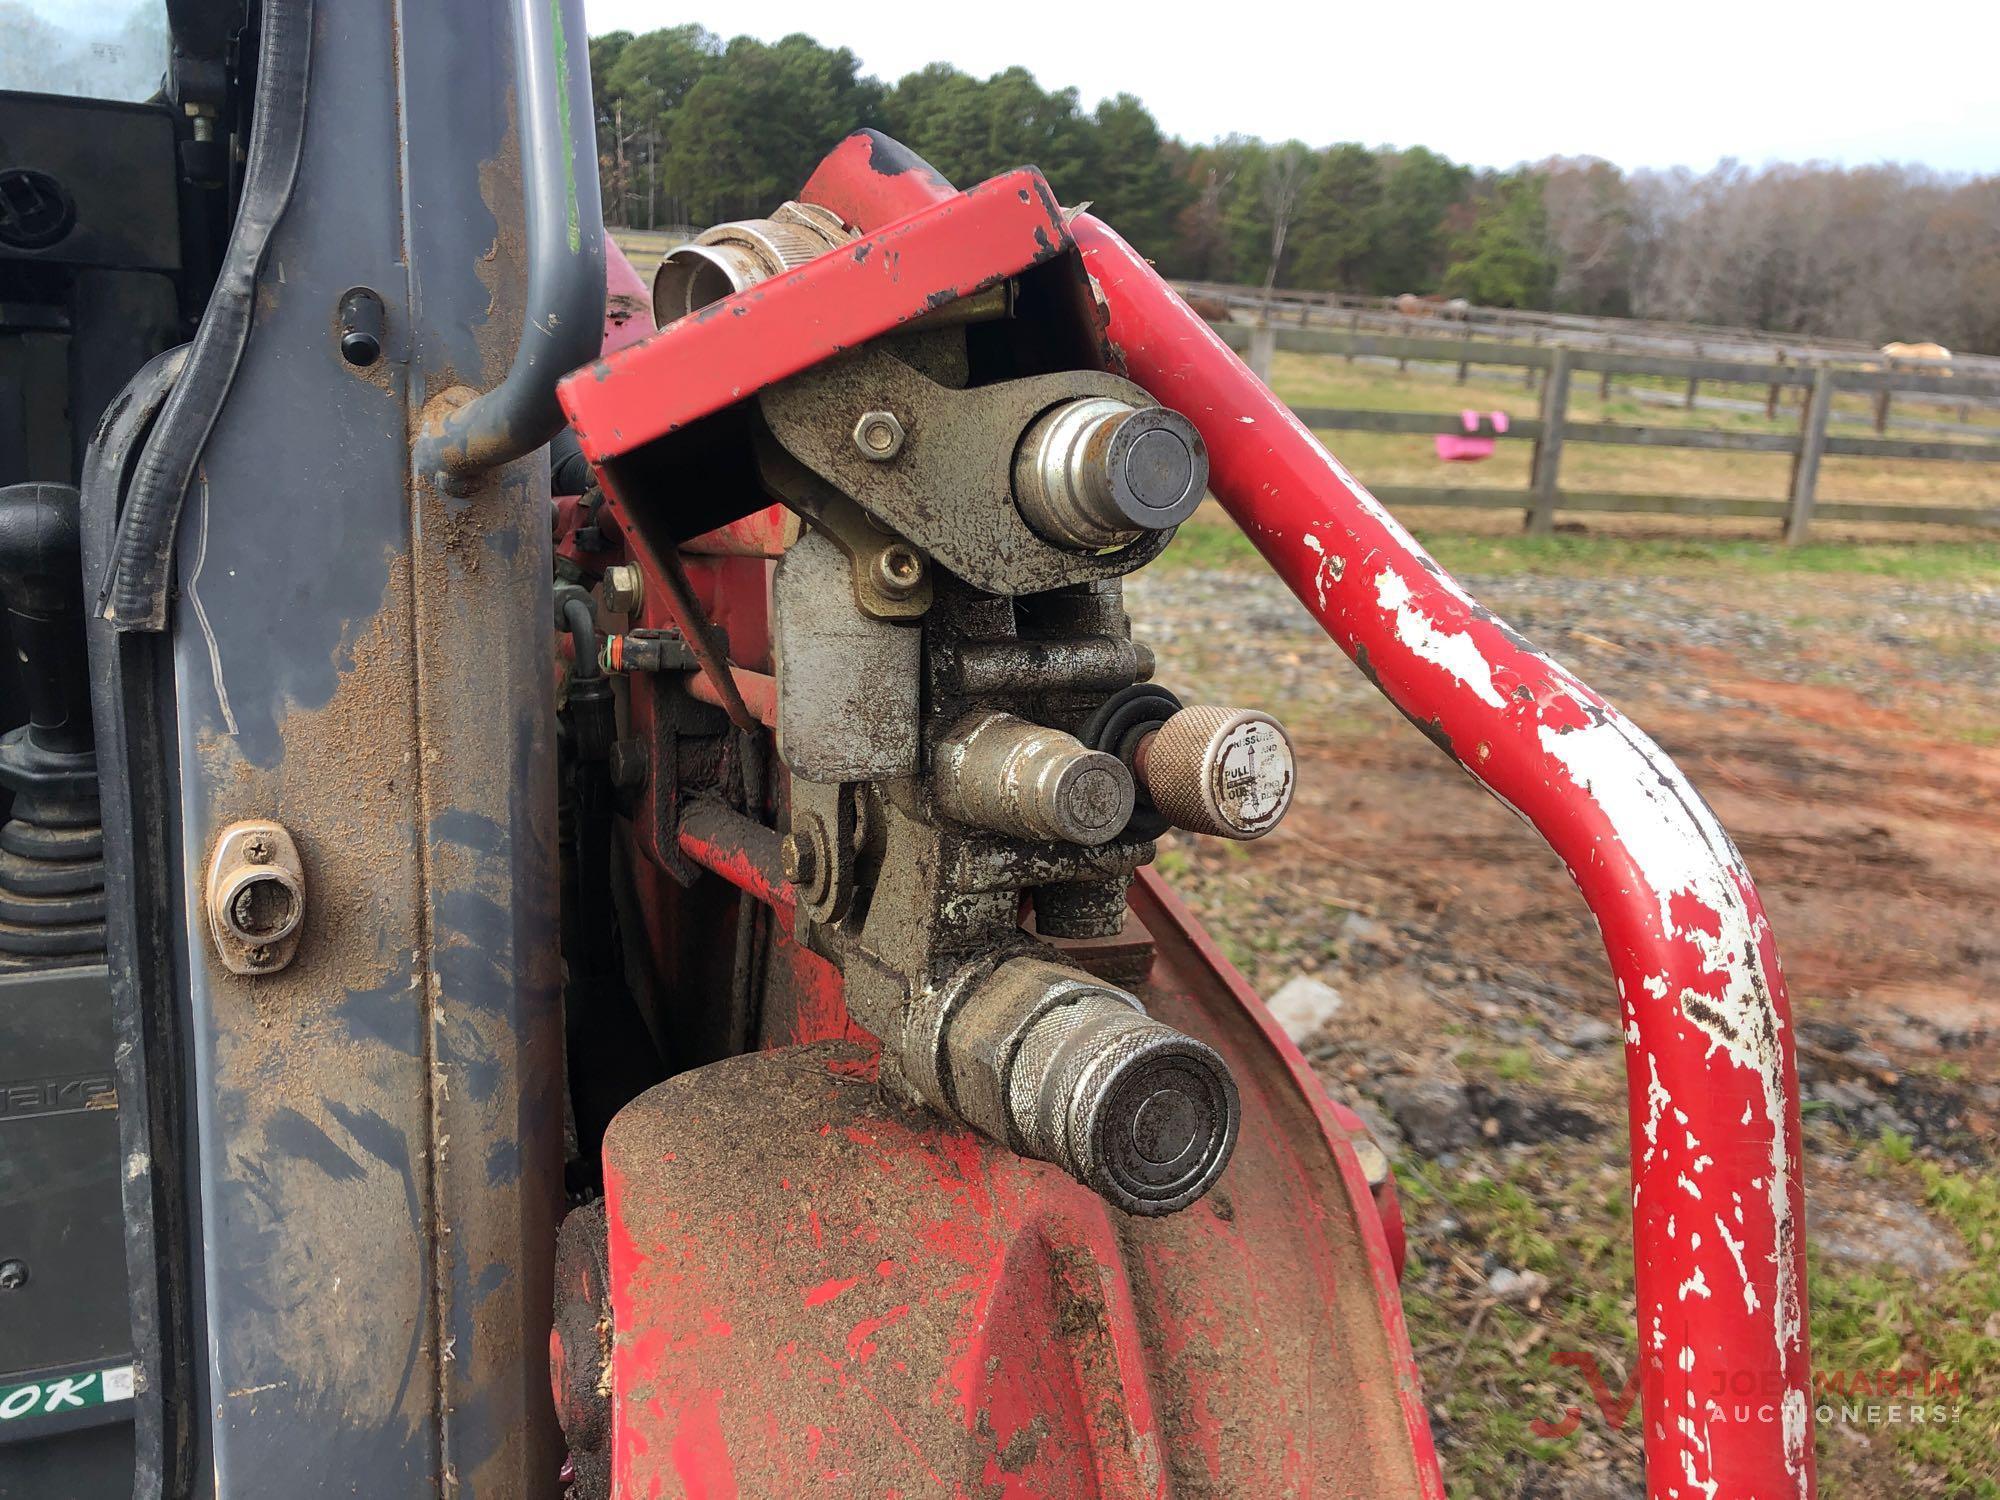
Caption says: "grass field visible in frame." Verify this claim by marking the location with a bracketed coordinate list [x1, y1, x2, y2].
[1264, 351, 2000, 534]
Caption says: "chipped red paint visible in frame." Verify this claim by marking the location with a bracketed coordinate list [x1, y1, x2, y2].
[556, 167, 1071, 495]
[587, 138, 1442, 1498]
[601, 874, 1446, 1496]
[676, 823, 793, 913]
[603, 237, 657, 354]
[686, 664, 776, 728]
[797, 128, 956, 231]
[1075, 213, 1812, 1500]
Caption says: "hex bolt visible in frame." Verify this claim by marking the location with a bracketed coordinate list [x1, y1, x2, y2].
[852, 410, 905, 462]
[779, 832, 816, 886]
[934, 711, 1135, 848]
[871, 543, 923, 599]
[0, 1259, 27, 1291]
[601, 564, 644, 615]
[1133, 705, 1295, 840]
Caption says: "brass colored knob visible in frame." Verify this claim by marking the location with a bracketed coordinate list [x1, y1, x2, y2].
[1136, 706, 1294, 840]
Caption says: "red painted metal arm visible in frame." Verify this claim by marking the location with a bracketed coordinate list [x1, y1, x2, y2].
[1075, 215, 1812, 1500]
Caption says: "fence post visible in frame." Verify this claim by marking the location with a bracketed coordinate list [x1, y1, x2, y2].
[1873, 387, 1892, 434]
[1766, 352, 1784, 419]
[1784, 366, 1834, 545]
[1524, 331, 1539, 388]
[1457, 325, 1471, 384]
[1346, 311, 1359, 364]
[1248, 321, 1276, 385]
[1526, 346, 1572, 536]
[1599, 335, 1614, 400]
[1685, 342, 1701, 408]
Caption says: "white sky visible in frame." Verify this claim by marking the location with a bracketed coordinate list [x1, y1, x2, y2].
[584, 0, 2000, 175]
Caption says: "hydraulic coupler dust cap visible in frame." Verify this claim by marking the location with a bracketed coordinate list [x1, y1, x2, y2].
[1013, 397, 1207, 551]
[909, 957, 1241, 1215]
[934, 711, 1135, 846]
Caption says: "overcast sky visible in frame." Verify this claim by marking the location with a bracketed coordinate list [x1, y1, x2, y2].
[585, 0, 2000, 175]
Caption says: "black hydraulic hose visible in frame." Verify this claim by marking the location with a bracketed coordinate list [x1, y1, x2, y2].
[99, 0, 313, 632]
[561, 596, 599, 679]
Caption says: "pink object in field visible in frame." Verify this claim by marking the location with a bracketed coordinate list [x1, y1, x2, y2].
[1434, 409, 1509, 462]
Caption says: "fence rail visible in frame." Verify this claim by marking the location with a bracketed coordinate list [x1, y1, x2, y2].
[1213, 323, 2000, 539]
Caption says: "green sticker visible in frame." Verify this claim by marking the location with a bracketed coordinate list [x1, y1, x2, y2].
[0, 1364, 135, 1421]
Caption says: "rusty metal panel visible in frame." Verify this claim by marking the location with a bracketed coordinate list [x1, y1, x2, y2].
[146, 2, 565, 1493]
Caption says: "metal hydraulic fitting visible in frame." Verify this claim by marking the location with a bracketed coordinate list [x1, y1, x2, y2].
[651, 201, 850, 323]
[933, 711, 1134, 847]
[1135, 705, 1295, 840]
[903, 956, 1240, 1215]
[1012, 396, 1207, 551]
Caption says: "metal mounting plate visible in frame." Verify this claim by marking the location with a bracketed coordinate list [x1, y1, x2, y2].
[759, 348, 1175, 597]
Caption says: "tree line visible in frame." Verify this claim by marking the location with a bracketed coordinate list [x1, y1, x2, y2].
[590, 26, 2000, 354]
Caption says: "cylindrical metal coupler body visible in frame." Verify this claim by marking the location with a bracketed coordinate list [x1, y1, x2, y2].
[1136, 705, 1295, 840]
[903, 956, 1240, 1216]
[1013, 397, 1208, 551]
[934, 711, 1135, 847]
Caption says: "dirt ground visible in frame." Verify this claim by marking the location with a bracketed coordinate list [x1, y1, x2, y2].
[1129, 521, 2000, 1498]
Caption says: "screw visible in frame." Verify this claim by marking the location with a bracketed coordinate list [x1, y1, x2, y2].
[871, 544, 923, 599]
[0, 1260, 27, 1291]
[246, 945, 274, 967]
[852, 410, 905, 462]
[243, 834, 272, 864]
[601, 563, 645, 615]
[779, 832, 816, 886]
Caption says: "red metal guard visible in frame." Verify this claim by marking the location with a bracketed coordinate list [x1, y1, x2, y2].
[1074, 214, 1812, 1500]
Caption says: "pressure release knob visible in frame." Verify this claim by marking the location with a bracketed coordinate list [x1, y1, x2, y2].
[1135, 706, 1295, 840]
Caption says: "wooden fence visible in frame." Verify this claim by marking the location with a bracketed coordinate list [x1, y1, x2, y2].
[1211, 322, 2000, 539]
[1182, 279, 2000, 389]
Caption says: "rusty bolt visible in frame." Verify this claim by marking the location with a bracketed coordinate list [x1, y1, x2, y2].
[601, 564, 644, 616]
[871, 543, 923, 599]
[852, 410, 905, 462]
[780, 832, 816, 886]
[243, 835, 272, 864]
[246, 945, 274, 968]
[0, 1259, 27, 1291]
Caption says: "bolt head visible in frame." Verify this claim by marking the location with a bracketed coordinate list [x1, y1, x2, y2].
[0, 1259, 27, 1291]
[852, 410, 905, 462]
[602, 564, 645, 616]
[243, 836, 272, 864]
[779, 832, 815, 885]
[871, 544, 923, 599]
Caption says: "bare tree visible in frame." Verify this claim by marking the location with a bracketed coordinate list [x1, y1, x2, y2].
[1261, 142, 1313, 306]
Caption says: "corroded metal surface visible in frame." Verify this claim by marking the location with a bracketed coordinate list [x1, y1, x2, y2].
[143, 3, 565, 1492]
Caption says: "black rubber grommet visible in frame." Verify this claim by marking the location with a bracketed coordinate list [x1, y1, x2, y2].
[1080, 683, 1183, 841]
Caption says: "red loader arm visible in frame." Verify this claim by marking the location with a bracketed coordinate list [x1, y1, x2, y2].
[1074, 216, 1813, 1500]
